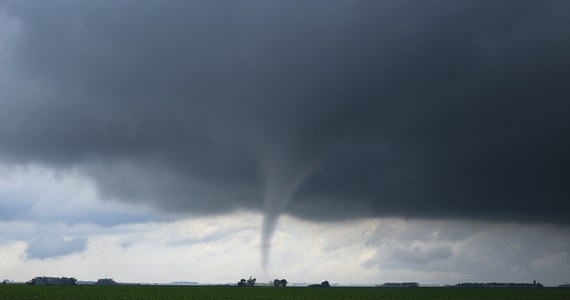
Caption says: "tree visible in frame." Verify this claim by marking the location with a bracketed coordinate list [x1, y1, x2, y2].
[273, 279, 281, 287]
[280, 279, 288, 287]
[247, 277, 256, 287]
[321, 281, 330, 288]
[238, 277, 256, 287]
[96, 278, 117, 286]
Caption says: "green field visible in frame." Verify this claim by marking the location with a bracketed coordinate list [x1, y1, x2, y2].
[1, 285, 570, 300]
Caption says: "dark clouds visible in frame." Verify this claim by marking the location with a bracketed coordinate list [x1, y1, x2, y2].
[1, 1, 569, 223]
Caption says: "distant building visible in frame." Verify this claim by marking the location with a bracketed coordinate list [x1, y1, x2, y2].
[381, 282, 419, 288]
[453, 281, 543, 288]
[309, 281, 330, 288]
[170, 281, 199, 286]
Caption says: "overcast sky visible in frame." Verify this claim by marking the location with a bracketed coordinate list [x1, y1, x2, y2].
[1, 0, 569, 285]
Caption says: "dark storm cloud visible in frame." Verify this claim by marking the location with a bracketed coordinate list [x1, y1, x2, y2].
[1, 1, 569, 223]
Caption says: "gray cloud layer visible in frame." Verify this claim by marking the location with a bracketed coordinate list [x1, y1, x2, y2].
[25, 235, 87, 260]
[1, 1, 569, 224]
[361, 220, 570, 284]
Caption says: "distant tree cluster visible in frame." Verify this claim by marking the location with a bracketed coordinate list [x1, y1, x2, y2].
[237, 276, 256, 287]
[95, 278, 118, 286]
[309, 281, 330, 288]
[27, 277, 77, 286]
[559, 283, 570, 288]
[273, 279, 288, 287]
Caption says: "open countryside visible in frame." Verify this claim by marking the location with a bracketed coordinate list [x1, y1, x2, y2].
[1, 1, 569, 298]
[2, 285, 570, 300]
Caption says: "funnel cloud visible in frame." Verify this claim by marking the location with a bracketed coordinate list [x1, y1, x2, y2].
[259, 145, 322, 269]
[1, 0, 570, 267]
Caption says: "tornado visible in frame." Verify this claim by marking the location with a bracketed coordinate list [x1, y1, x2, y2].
[258, 147, 321, 270]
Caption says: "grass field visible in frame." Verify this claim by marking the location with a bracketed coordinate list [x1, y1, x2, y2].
[1, 285, 570, 300]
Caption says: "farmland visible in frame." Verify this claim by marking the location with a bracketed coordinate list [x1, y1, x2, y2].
[1, 285, 570, 300]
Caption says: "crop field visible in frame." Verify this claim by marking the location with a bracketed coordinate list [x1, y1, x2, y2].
[1, 285, 570, 300]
